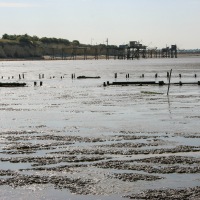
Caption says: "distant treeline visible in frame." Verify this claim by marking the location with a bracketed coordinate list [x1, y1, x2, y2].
[2, 34, 79, 46]
[0, 34, 117, 59]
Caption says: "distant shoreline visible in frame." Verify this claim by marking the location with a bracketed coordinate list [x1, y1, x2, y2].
[0, 53, 200, 61]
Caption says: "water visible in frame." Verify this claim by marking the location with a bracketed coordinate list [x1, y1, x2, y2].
[1, 58, 200, 132]
[0, 57, 200, 199]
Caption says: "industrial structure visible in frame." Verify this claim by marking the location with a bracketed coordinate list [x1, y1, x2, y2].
[116, 41, 177, 60]
[47, 41, 177, 60]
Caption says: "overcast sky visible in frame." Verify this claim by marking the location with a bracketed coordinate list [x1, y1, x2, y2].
[0, 0, 199, 49]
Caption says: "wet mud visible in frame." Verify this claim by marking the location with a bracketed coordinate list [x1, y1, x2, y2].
[108, 173, 163, 182]
[0, 59, 200, 199]
[124, 186, 200, 199]
[0, 129, 200, 199]
[0, 174, 96, 195]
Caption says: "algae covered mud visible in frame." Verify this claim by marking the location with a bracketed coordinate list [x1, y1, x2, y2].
[0, 58, 200, 199]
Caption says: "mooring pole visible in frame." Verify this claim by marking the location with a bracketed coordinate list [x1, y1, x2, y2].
[167, 69, 172, 95]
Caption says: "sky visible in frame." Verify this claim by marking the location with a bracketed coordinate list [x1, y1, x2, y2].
[0, 0, 199, 49]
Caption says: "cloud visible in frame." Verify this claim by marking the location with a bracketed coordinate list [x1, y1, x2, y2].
[0, 2, 35, 8]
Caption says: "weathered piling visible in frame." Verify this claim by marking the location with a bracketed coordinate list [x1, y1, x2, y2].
[0, 82, 26, 87]
[19, 74, 21, 79]
[155, 73, 158, 78]
[34, 82, 37, 86]
[103, 82, 106, 87]
[115, 73, 117, 79]
[77, 76, 101, 79]
[167, 69, 172, 95]
[104, 80, 200, 87]
[40, 81, 43, 86]
[179, 74, 182, 78]
[22, 74, 25, 79]
[39, 74, 41, 79]
[195, 74, 197, 78]
[159, 81, 165, 86]
[112, 81, 156, 85]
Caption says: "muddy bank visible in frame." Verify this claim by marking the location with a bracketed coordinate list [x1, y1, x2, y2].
[0, 174, 96, 195]
[124, 186, 200, 199]
[108, 173, 163, 182]
[92, 159, 200, 174]
[48, 145, 200, 156]
[0, 155, 110, 166]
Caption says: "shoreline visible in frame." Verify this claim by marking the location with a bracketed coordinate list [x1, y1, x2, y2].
[0, 54, 200, 62]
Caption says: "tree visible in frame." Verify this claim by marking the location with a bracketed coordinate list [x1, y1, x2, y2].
[18, 35, 31, 44]
[32, 35, 39, 41]
[2, 34, 9, 39]
[2, 34, 17, 40]
[72, 40, 80, 46]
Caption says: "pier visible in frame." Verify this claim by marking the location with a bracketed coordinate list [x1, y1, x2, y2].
[45, 41, 177, 60]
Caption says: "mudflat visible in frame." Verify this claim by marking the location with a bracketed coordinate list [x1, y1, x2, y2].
[0, 58, 200, 199]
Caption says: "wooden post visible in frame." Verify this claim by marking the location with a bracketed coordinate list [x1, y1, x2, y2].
[167, 72, 169, 78]
[167, 69, 172, 95]
[159, 81, 164, 86]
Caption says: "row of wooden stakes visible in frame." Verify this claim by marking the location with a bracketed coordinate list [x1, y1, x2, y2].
[1, 72, 198, 80]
